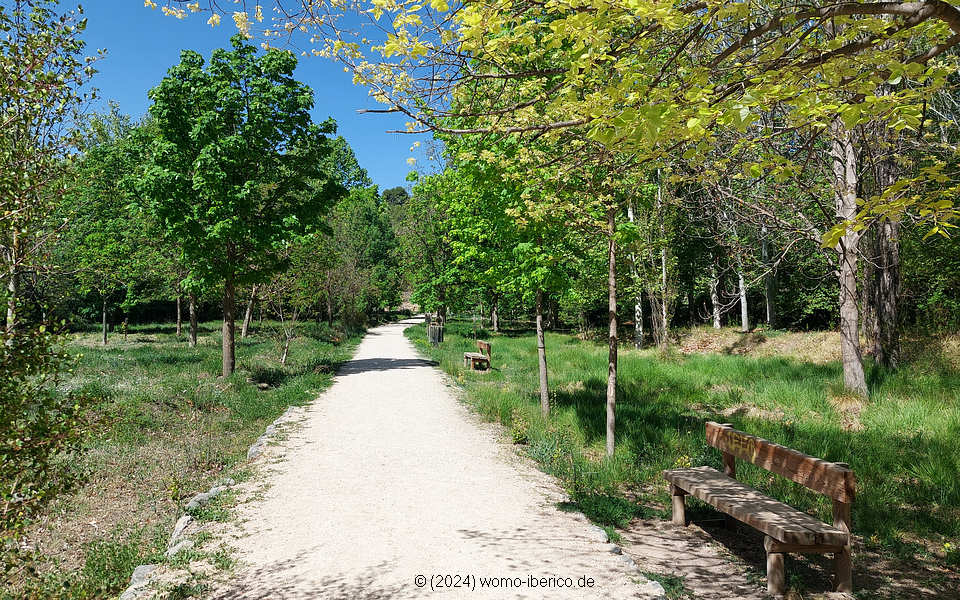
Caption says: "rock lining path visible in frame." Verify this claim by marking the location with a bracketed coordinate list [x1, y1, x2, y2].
[211, 318, 662, 599]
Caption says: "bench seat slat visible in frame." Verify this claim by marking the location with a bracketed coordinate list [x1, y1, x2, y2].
[663, 466, 848, 547]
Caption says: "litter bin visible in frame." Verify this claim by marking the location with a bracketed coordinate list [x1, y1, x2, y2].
[427, 323, 444, 345]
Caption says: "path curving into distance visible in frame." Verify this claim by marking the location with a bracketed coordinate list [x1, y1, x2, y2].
[212, 318, 663, 600]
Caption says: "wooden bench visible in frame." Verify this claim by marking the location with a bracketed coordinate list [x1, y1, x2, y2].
[463, 340, 491, 370]
[663, 422, 855, 597]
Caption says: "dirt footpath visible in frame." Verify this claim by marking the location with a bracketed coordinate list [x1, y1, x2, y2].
[211, 318, 664, 599]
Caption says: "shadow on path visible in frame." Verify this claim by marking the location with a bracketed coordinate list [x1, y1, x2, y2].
[337, 357, 438, 375]
[212, 554, 418, 600]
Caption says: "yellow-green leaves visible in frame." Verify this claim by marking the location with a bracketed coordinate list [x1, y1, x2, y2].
[743, 163, 762, 179]
[150, 0, 960, 232]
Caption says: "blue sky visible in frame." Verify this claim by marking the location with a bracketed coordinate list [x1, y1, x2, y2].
[80, 2, 424, 191]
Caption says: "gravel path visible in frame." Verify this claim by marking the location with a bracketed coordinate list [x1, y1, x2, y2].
[212, 318, 662, 599]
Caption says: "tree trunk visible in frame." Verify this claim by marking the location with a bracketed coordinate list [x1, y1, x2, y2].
[710, 262, 721, 329]
[535, 289, 550, 417]
[634, 288, 644, 349]
[831, 118, 868, 396]
[326, 293, 334, 326]
[5, 270, 15, 336]
[5, 230, 19, 336]
[606, 208, 618, 458]
[762, 226, 777, 328]
[660, 251, 669, 341]
[491, 296, 499, 333]
[241, 284, 258, 338]
[874, 219, 901, 369]
[222, 276, 236, 377]
[872, 143, 901, 369]
[101, 298, 108, 346]
[627, 199, 643, 348]
[862, 228, 879, 350]
[657, 182, 669, 346]
[738, 263, 749, 333]
[189, 292, 198, 348]
[176, 294, 183, 337]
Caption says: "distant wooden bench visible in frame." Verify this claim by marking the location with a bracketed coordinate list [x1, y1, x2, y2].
[663, 422, 855, 597]
[463, 340, 491, 371]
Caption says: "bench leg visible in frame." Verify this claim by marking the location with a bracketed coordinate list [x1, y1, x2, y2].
[670, 484, 687, 526]
[832, 500, 853, 593]
[766, 540, 786, 597]
[764, 536, 788, 597]
[834, 545, 852, 593]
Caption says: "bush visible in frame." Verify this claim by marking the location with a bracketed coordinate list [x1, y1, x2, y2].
[1, 323, 88, 537]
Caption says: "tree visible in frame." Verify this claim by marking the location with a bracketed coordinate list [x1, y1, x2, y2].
[440, 133, 575, 417]
[0, 0, 95, 542]
[61, 109, 156, 345]
[317, 186, 401, 325]
[1, 0, 98, 334]
[382, 186, 409, 206]
[140, 36, 345, 376]
[325, 135, 373, 190]
[397, 172, 461, 322]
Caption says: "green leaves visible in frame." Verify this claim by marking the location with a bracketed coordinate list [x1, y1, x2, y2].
[0, 317, 87, 535]
[0, 0, 97, 533]
[141, 35, 346, 292]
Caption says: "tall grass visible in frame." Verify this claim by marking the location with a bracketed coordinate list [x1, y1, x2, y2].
[407, 321, 960, 562]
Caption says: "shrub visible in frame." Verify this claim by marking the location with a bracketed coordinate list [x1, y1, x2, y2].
[1, 323, 88, 536]
[510, 407, 529, 444]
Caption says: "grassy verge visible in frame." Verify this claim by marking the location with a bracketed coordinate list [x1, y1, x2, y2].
[4, 320, 361, 600]
[407, 320, 960, 596]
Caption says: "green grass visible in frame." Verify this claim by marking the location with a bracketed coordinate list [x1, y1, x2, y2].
[407, 321, 960, 575]
[187, 490, 236, 523]
[4, 320, 361, 600]
[6, 525, 169, 600]
[641, 572, 694, 599]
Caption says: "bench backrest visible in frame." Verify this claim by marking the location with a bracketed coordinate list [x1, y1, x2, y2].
[705, 421, 855, 504]
[477, 340, 491, 358]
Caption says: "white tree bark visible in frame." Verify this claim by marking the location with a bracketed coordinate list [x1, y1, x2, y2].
[831, 118, 868, 396]
[738, 262, 749, 333]
[762, 225, 777, 328]
[535, 289, 550, 417]
[709, 263, 721, 329]
[605, 208, 618, 457]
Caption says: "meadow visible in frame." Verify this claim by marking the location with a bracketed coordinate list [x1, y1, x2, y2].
[4, 321, 361, 600]
[407, 321, 960, 598]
